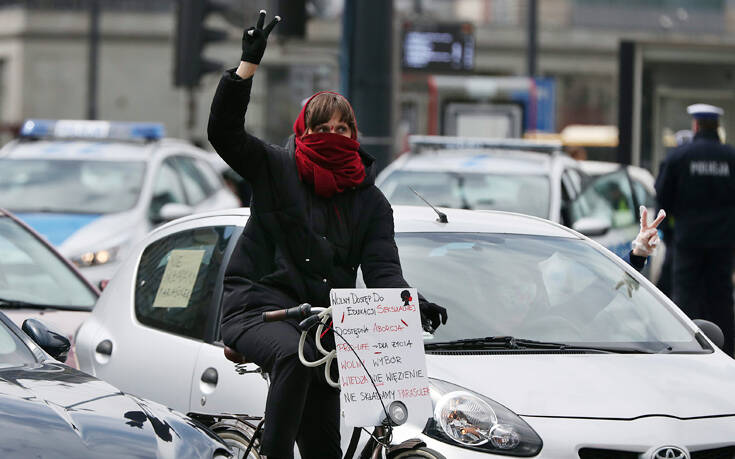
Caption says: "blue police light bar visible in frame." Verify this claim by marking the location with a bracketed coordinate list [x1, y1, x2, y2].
[19, 119, 165, 142]
[409, 135, 562, 154]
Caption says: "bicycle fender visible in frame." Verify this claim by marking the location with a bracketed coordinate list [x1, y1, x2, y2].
[387, 438, 427, 457]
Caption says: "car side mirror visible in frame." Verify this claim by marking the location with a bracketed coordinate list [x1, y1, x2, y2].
[21, 318, 70, 362]
[572, 216, 611, 237]
[153, 202, 194, 224]
[693, 319, 725, 350]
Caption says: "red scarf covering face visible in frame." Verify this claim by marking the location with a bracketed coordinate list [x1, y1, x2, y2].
[293, 91, 366, 198]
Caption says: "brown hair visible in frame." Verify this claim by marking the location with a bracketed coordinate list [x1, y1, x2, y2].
[304, 93, 356, 136]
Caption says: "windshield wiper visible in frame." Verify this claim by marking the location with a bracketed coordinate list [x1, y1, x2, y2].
[424, 336, 659, 354]
[0, 298, 65, 310]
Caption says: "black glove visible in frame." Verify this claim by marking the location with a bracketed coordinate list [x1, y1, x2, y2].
[420, 302, 448, 332]
[241, 10, 281, 64]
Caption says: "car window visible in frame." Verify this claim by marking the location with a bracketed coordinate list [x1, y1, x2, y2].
[0, 216, 97, 309]
[564, 169, 584, 194]
[395, 232, 701, 353]
[632, 179, 657, 209]
[0, 319, 36, 368]
[195, 158, 224, 193]
[0, 159, 145, 214]
[380, 170, 550, 219]
[150, 158, 187, 219]
[570, 170, 636, 229]
[174, 156, 214, 205]
[134, 226, 235, 340]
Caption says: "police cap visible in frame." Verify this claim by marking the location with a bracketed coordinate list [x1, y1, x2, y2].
[687, 103, 724, 120]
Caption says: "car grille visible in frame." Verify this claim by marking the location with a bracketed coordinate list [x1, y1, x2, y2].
[578, 448, 639, 459]
[691, 446, 735, 459]
[578, 446, 735, 459]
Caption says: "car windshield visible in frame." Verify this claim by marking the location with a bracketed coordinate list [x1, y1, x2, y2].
[0, 159, 146, 214]
[379, 171, 550, 218]
[393, 232, 702, 353]
[0, 217, 97, 310]
[0, 319, 36, 368]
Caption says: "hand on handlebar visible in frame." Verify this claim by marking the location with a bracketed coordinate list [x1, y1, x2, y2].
[420, 302, 447, 332]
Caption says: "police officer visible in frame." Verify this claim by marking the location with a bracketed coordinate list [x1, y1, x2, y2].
[655, 104, 735, 356]
[655, 130, 692, 298]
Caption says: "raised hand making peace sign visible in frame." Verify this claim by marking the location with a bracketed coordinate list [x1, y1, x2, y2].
[632, 205, 667, 257]
[241, 10, 281, 65]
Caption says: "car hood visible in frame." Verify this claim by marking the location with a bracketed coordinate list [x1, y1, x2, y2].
[57, 210, 144, 256]
[14, 212, 103, 246]
[0, 363, 227, 458]
[426, 352, 735, 419]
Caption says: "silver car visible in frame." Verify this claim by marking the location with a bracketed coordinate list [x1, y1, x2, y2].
[0, 119, 240, 287]
[377, 136, 651, 276]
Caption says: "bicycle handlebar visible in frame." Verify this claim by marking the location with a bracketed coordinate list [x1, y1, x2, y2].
[262, 303, 312, 322]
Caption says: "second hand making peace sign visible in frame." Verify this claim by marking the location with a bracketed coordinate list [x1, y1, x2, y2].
[632, 206, 667, 257]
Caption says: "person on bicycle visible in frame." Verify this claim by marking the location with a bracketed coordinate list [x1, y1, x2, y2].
[207, 11, 447, 459]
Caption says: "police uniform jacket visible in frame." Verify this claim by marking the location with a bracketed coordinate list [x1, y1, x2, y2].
[655, 130, 735, 248]
[208, 70, 415, 347]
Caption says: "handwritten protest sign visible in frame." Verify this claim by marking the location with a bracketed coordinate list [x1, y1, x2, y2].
[330, 288, 432, 427]
[152, 249, 205, 308]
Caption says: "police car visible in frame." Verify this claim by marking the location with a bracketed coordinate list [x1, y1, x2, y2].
[0, 119, 239, 287]
[377, 135, 649, 277]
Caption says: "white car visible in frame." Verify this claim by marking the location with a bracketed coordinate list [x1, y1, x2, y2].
[75, 206, 735, 457]
[0, 119, 240, 286]
[377, 136, 653, 276]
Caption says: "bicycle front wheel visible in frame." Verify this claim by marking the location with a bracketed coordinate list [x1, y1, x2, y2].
[391, 446, 447, 459]
[210, 419, 262, 459]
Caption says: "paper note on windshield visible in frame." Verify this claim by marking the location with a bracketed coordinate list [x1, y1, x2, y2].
[152, 249, 205, 308]
[331, 288, 432, 427]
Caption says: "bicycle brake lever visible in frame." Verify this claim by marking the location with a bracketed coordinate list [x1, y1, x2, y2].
[299, 314, 322, 331]
[234, 364, 261, 375]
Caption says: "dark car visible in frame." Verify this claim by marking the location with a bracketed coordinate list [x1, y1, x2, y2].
[0, 310, 231, 458]
[0, 208, 99, 368]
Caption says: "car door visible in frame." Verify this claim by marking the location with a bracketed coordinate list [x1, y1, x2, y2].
[569, 169, 639, 258]
[88, 222, 239, 412]
[173, 155, 238, 213]
[149, 157, 188, 224]
[188, 341, 268, 416]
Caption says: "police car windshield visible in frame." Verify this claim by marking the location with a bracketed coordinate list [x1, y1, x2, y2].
[393, 233, 704, 353]
[0, 159, 146, 214]
[379, 171, 550, 218]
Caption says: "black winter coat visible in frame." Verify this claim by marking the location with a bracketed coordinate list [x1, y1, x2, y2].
[208, 70, 414, 346]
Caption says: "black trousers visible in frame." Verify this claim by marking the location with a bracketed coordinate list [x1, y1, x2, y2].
[233, 319, 341, 459]
[673, 247, 735, 356]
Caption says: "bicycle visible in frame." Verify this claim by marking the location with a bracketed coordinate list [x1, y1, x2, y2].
[190, 303, 445, 459]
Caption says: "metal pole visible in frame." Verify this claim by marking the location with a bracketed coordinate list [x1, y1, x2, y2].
[87, 0, 100, 120]
[187, 87, 197, 143]
[526, 0, 537, 77]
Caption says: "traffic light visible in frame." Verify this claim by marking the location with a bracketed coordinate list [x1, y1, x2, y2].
[276, 0, 306, 38]
[174, 0, 229, 88]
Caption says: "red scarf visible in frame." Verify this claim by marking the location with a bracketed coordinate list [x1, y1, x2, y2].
[293, 91, 365, 198]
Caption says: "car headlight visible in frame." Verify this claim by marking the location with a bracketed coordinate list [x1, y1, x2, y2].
[424, 379, 542, 456]
[72, 246, 120, 267]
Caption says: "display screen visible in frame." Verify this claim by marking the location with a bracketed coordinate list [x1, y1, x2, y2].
[402, 22, 474, 72]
